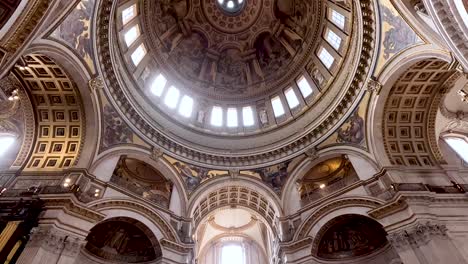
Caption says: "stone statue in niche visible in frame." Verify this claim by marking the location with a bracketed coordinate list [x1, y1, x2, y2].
[255, 33, 291, 79]
[312, 68, 324, 86]
[197, 110, 205, 123]
[259, 109, 269, 126]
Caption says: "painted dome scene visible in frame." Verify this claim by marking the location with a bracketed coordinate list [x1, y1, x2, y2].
[0, 0, 468, 263]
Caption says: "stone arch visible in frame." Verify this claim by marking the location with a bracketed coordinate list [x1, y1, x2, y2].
[24, 41, 99, 168]
[424, 0, 468, 70]
[188, 175, 283, 219]
[89, 198, 179, 243]
[198, 233, 269, 264]
[10, 53, 88, 171]
[381, 58, 460, 167]
[282, 146, 380, 216]
[90, 146, 189, 216]
[84, 216, 162, 263]
[369, 45, 453, 168]
[295, 196, 384, 240]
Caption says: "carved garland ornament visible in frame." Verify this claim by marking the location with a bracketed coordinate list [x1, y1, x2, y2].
[95, 0, 377, 168]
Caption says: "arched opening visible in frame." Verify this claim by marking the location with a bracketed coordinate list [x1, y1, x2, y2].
[110, 156, 173, 209]
[196, 207, 271, 264]
[297, 155, 359, 206]
[381, 58, 457, 167]
[314, 214, 400, 262]
[443, 134, 468, 163]
[0, 133, 17, 158]
[84, 217, 162, 263]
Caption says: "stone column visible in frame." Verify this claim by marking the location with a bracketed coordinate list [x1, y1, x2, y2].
[16, 226, 85, 264]
[388, 222, 467, 264]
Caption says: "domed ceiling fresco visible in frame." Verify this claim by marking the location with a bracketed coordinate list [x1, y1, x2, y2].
[95, 0, 376, 169]
[147, 0, 319, 100]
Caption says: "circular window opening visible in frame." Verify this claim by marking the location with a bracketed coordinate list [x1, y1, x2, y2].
[216, 0, 246, 14]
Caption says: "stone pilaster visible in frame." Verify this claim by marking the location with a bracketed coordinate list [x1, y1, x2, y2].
[16, 226, 85, 264]
[388, 222, 467, 264]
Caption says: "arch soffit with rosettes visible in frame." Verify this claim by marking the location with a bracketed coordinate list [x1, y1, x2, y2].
[24, 41, 100, 169]
[368, 45, 453, 167]
[187, 175, 283, 218]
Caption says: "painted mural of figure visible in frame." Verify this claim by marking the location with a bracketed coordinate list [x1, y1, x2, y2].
[381, 5, 419, 59]
[173, 161, 201, 191]
[171, 33, 208, 79]
[255, 162, 290, 192]
[56, 0, 95, 60]
[105, 228, 127, 252]
[336, 109, 364, 144]
[216, 48, 247, 89]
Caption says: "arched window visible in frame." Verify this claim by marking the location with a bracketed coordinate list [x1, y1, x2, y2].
[221, 243, 245, 264]
[0, 134, 16, 156]
[444, 135, 468, 163]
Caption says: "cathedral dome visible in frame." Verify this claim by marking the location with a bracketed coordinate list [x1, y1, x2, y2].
[96, 0, 375, 168]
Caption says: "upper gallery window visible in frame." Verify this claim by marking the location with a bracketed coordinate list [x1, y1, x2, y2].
[271, 96, 285, 117]
[122, 4, 137, 25]
[331, 9, 345, 29]
[131, 44, 146, 66]
[0, 135, 15, 156]
[124, 25, 140, 47]
[297, 76, 313, 98]
[242, 106, 255, 127]
[164, 86, 180, 109]
[178, 95, 194, 118]
[318, 47, 335, 69]
[227, 108, 238, 128]
[211, 106, 223, 127]
[326, 29, 342, 50]
[285, 88, 300, 109]
[445, 136, 468, 163]
[151, 74, 167, 97]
